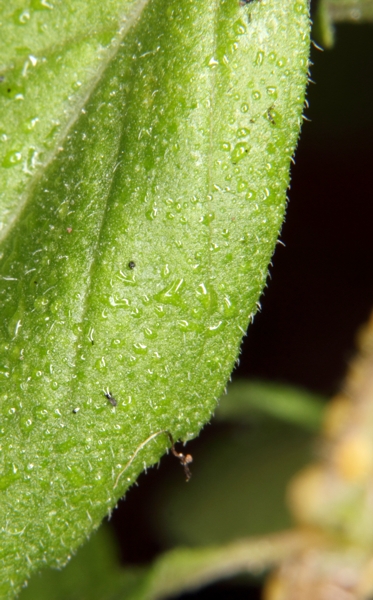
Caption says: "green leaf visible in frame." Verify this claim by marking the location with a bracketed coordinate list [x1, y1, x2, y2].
[0, 0, 310, 596]
[19, 525, 144, 600]
[216, 379, 325, 431]
[0, 0, 141, 228]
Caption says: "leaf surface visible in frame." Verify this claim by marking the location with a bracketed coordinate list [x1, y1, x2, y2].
[0, 0, 310, 595]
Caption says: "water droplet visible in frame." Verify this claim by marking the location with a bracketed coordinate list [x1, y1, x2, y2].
[259, 187, 270, 200]
[33, 296, 49, 311]
[294, 2, 306, 13]
[109, 295, 129, 308]
[133, 342, 148, 355]
[237, 179, 248, 192]
[245, 189, 257, 201]
[95, 357, 107, 371]
[196, 283, 218, 312]
[177, 319, 189, 331]
[223, 296, 237, 317]
[208, 56, 219, 67]
[24, 117, 39, 132]
[30, 0, 54, 9]
[221, 141, 231, 151]
[20, 417, 34, 432]
[254, 51, 264, 66]
[233, 19, 246, 35]
[144, 327, 157, 339]
[111, 338, 122, 348]
[206, 321, 225, 336]
[12, 8, 31, 24]
[2, 151, 22, 168]
[49, 299, 62, 316]
[266, 86, 277, 98]
[155, 305, 165, 317]
[231, 142, 251, 163]
[145, 206, 157, 220]
[252, 90, 261, 101]
[241, 103, 249, 113]
[154, 279, 184, 306]
[33, 406, 49, 421]
[118, 270, 136, 286]
[237, 127, 250, 138]
[201, 212, 215, 225]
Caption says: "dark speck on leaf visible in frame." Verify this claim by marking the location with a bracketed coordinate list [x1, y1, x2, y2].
[105, 391, 117, 407]
[128, 261, 136, 269]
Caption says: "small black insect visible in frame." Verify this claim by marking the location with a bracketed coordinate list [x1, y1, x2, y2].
[128, 261, 136, 269]
[105, 391, 117, 407]
[72, 407, 80, 414]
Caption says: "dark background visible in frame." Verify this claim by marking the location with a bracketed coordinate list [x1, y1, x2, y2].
[111, 20, 373, 599]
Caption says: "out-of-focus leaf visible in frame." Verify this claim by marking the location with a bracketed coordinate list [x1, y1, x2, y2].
[0, 0, 310, 595]
[21, 525, 311, 600]
[134, 530, 312, 600]
[151, 421, 314, 547]
[216, 379, 325, 431]
[314, 0, 373, 47]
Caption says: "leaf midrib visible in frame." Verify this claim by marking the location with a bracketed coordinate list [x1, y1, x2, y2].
[0, 0, 151, 245]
